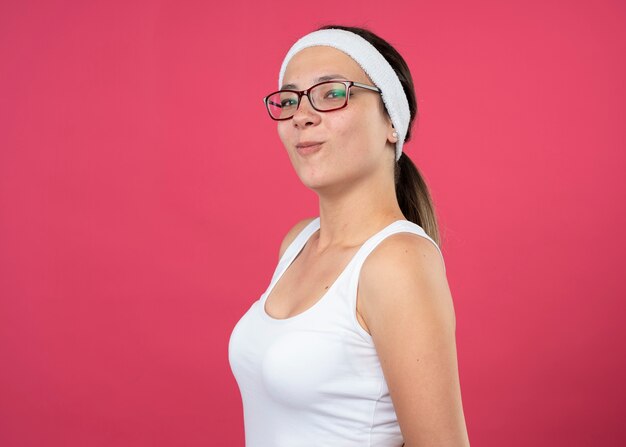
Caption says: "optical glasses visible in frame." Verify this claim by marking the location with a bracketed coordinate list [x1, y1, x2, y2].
[262, 80, 382, 121]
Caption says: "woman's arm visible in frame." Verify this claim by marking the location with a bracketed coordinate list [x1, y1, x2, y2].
[359, 233, 470, 447]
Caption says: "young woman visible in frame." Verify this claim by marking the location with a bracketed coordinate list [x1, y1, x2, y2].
[229, 25, 470, 447]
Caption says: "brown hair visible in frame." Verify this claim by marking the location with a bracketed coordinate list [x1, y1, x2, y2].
[317, 24, 441, 247]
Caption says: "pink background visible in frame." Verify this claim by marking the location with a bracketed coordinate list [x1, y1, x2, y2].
[1, 0, 625, 445]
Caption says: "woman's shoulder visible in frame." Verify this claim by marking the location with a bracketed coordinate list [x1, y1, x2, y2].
[277, 216, 317, 260]
[359, 230, 448, 308]
[362, 231, 445, 281]
[358, 230, 454, 334]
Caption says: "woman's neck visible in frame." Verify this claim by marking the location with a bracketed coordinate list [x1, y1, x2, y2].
[314, 183, 405, 253]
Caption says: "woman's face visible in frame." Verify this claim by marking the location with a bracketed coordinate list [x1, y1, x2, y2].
[278, 46, 396, 193]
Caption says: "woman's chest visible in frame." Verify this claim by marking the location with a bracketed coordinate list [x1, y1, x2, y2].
[264, 247, 361, 320]
[229, 305, 382, 408]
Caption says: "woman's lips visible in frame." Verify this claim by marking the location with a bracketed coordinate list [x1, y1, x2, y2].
[296, 142, 323, 156]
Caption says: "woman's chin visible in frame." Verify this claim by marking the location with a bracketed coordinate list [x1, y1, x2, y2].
[298, 172, 350, 195]
[298, 175, 326, 190]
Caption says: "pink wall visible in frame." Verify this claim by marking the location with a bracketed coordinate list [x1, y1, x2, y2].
[1, 0, 625, 445]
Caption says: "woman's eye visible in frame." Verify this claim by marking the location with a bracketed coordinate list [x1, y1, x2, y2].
[325, 89, 346, 99]
[281, 98, 297, 108]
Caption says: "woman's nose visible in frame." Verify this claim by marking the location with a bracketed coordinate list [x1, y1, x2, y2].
[292, 95, 321, 127]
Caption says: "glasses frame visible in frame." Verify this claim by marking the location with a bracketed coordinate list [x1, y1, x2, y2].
[262, 80, 382, 121]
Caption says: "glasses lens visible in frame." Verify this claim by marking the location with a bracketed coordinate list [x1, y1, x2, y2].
[310, 82, 347, 111]
[266, 91, 299, 120]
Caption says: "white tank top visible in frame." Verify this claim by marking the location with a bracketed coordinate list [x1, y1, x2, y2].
[228, 217, 444, 447]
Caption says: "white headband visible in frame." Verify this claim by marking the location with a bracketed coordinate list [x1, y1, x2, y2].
[278, 29, 411, 161]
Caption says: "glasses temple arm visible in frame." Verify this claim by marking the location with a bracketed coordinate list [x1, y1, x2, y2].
[351, 81, 382, 93]
[267, 100, 282, 108]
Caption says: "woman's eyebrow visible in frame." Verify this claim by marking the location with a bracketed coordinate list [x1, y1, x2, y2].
[281, 74, 349, 90]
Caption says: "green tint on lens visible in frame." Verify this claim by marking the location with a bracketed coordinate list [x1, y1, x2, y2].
[312, 82, 347, 110]
[326, 88, 346, 98]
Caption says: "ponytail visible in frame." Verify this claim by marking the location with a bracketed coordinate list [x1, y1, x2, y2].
[395, 153, 441, 247]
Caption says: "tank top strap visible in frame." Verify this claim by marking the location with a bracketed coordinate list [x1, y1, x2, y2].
[350, 219, 444, 274]
[269, 217, 321, 285]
